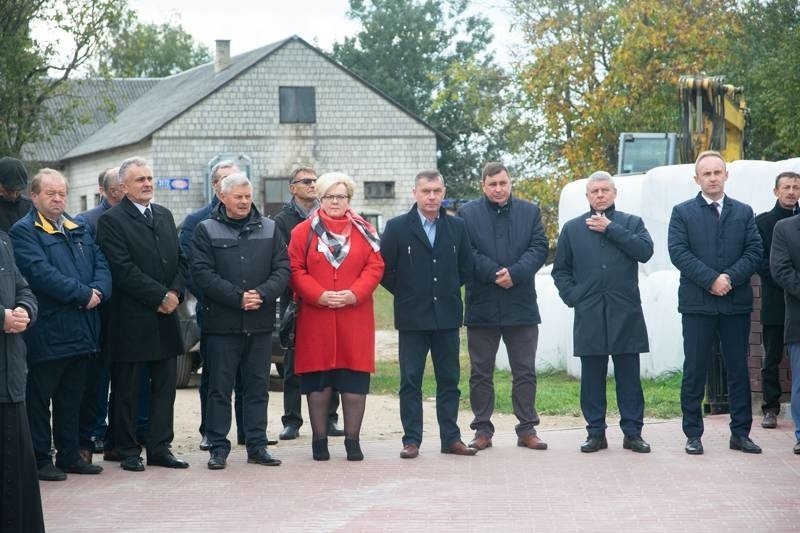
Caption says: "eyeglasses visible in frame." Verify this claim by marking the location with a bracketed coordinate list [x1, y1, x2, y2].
[321, 194, 350, 202]
[291, 178, 317, 186]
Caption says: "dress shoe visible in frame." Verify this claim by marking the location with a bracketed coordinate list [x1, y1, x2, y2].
[199, 435, 211, 451]
[729, 435, 762, 454]
[38, 463, 67, 481]
[207, 452, 227, 470]
[794, 440, 800, 454]
[345, 438, 364, 461]
[79, 448, 93, 464]
[400, 443, 419, 459]
[120, 456, 145, 472]
[280, 425, 300, 440]
[441, 441, 478, 456]
[580, 435, 608, 453]
[148, 452, 190, 468]
[91, 437, 105, 454]
[312, 438, 330, 461]
[622, 435, 651, 453]
[761, 412, 778, 429]
[517, 434, 548, 450]
[62, 459, 103, 475]
[685, 437, 704, 455]
[328, 421, 345, 437]
[248, 449, 282, 466]
[103, 449, 121, 462]
[468, 433, 492, 450]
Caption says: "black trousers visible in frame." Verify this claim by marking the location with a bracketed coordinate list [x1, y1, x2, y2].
[282, 345, 340, 429]
[78, 352, 109, 450]
[112, 357, 176, 459]
[26, 355, 89, 468]
[205, 333, 270, 456]
[399, 329, 462, 448]
[680, 313, 753, 438]
[0, 402, 45, 533]
[760, 323, 785, 414]
[580, 354, 644, 437]
[199, 334, 245, 441]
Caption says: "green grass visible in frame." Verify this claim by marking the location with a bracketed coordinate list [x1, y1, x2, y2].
[371, 358, 683, 419]
[372, 285, 394, 330]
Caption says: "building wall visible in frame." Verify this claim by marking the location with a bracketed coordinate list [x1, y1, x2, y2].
[147, 39, 437, 227]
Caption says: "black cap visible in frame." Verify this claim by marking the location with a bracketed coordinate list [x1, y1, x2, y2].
[0, 157, 28, 191]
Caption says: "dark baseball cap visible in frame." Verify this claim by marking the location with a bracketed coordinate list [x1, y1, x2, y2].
[0, 157, 28, 191]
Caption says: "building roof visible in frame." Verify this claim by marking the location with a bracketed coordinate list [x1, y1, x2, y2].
[22, 78, 158, 163]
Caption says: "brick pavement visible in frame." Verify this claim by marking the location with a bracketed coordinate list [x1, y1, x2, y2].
[40, 415, 799, 532]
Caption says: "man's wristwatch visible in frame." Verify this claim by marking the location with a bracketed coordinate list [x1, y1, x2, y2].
[162, 292, 170, 304]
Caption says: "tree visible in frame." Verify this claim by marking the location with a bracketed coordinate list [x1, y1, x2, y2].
[332, 0, 509, 198]
[0, 0, 128, 157]
[94, 17, 211, 78]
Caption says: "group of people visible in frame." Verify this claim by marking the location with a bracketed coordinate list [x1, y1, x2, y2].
[2, 148, 799, 532]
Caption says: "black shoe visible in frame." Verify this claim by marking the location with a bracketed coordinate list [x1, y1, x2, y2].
[345, 438, 363, 461]
[247, 449, 281, 466]
[580, 435, 608, 453]
[730, 435, 762, 454]
[794, 440, 800, 454]
[61, 459, 103, 474]
[622, 435, 651, 453]
[280, 425, 300, 440]
[120, 456, 145, 472]
[685, 437, 704, 455]
[199, 435, 211, 451]
[328, 421, 345, 437]
[207, 452, 227, 470]
[312, 438, 330, 461]
[91, 437, 105, 454]
[147, 452, 190, 469]
[761, 412, 778, 429]
[38, 463, 67, 481]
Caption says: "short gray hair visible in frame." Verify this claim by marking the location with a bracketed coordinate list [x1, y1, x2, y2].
[211, 160, 239, 182]
[102, 167, 120, 191]
[119, 157, 150, 182]
[219, 173, 251, 194]
[586, 170, 615, 191]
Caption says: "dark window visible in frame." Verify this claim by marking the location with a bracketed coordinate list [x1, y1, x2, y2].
[262, 177, 293, 217]
[80, 195, 88, 212]
[279, 87, 316, 123]
[364, 181, 395, 199]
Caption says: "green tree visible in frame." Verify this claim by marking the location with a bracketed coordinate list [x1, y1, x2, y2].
[332, 0, 509, 198]
[0, 0, 128, 157]
[95, 17, 211, 78]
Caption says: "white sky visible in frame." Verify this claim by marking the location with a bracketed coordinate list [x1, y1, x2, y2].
[127, 0, 522, 66]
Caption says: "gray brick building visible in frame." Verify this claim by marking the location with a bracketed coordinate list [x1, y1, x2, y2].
[23, 36, 440, 230]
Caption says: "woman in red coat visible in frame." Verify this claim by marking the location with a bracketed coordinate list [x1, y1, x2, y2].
[289, 172, 384, 461]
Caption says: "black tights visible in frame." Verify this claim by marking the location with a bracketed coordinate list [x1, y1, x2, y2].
[307, 387, 365, 441]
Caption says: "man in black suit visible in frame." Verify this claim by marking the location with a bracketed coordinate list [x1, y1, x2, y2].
[96, 157, 189, 472]
[381, 170, 477, 459]
[755, 171, 800, 429]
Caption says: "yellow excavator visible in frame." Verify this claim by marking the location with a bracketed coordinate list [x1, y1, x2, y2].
[616, 75, 749, 174]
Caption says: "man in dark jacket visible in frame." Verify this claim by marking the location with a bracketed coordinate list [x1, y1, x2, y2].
[755, 171, 800, 429]
[0, 157, 34, 233]
[457, 162, 549, 451]
[192, 173, 290, 469]
[97, 157, 189, 472]
[10, 169, 111, 480]
[274, 166, 343, 441]
[0, 230, 42, 532]
[381, 170, 477, 459]
[553, 171, 653, 453]
[767, 207, 800, 454]
[668, 150, 763, 455]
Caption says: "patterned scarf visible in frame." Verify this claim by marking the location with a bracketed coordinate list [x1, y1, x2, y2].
[309, 208, 380, 269]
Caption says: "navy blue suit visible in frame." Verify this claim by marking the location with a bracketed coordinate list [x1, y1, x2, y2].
[381, 205, 472, 449]
[668, 192, 762, 438]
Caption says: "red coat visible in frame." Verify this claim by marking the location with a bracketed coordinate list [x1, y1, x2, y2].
[289, 215, 384, 374]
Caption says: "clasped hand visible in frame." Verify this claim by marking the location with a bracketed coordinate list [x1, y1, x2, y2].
[241, 289, 263, 311]
[4, 306, 30, 334]
[318, 290, 357, 308]
[709, 274, 732, 296]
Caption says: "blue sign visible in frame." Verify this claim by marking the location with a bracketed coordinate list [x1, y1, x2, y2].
[157, 178, 191, 190]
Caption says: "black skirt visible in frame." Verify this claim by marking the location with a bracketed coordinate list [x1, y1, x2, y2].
[300, 369, 370, 395]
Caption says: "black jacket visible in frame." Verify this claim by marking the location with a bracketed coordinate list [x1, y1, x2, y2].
[770, 214, 800, 343]
[0, 196, 32, 233]
[0, 232, 38, 403]
[756, 201, 797, 325]
[97, 197, 186, 362]
[457, 195, 549, 326]
[191, 204, 290, 334]
[273, 199, 314, 314]
[380, 205, 472, 331]
[552, 205, 653, 356]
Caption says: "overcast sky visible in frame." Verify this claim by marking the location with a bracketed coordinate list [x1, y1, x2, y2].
[128, 0, 522, 65]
